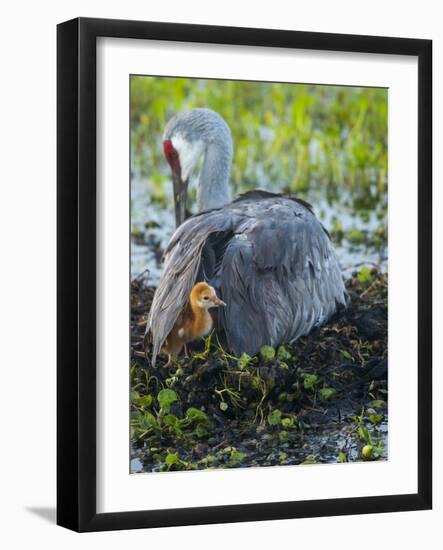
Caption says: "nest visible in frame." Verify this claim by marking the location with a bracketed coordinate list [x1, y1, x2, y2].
[130, 268, 388, 472]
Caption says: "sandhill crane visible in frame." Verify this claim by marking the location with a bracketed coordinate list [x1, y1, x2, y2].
[146, 108, 347, 366]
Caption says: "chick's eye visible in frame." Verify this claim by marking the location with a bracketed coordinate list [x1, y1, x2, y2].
[203, 296, 209, 301]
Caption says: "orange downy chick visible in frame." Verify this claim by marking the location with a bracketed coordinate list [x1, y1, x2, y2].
[162, 282, 226, 368]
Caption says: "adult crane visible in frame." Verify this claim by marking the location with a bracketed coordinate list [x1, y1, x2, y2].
[146, 108, 347, 365]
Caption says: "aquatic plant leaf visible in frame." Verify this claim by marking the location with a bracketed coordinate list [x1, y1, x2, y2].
[194, 424, 209, 438]
[139, 394, 153, 407]
[157, 388, 178, 410]
[358, 266, 372, 283]
[229, 449, 246, 463]
[185, 407, 208, 424]
[281, 417, 294, 428]
[237, 352, 252, 369]
[303, 374, 319, 391]
[361, 445, 374, 460]
[267, 409, 282, 426]
[260, 345, 276, 361]
[347, 228, 365, 245]
[165, 453, 180, 467]
[140, 412, 157, 430]
[130, 390, 140, 402]
[163, 414, 179, 427]
[368, 399, 385, 409]
[277, 346, 292, 361]
[357, 426, 371, 443]
[369, 414, 384, 425]
[320, 387, 336, 400]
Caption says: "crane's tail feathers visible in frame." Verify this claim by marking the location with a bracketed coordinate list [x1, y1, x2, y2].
[143, 329, 158, 368]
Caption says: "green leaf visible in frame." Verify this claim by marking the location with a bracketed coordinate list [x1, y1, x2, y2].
[347, 228, 365, 245]
[369, 414, 384, 425]
[277, 346, 292, 361]
[338, 452, 347, 463]
[199, 455, 217, 465]
[340, 350, 353, 360]
[165, 453, 180, 467]
[140, 412, 157, 430]
[303, 374, 319, 391]
[194, 424, 209, 438]
[267, 409, 282, 426]
[139, 394, 153, 408]
[237, 353, 252, 369]
[357, 266, 372, 283]
[368, 399, 385, 409]
[163, 414, 179, 427]
[281, 417, 294, 428]
[185, 407, 208, 424]
[361, 445, 374, 460]
[157, 389, 178, 410]
[229, 449, 246, 463]
[260, 345, 276, 361]
[357, 426, 370, 443]
[130, 390, 140, 402]
[220, 402, 228, 412]
[320, 387, 336, 400]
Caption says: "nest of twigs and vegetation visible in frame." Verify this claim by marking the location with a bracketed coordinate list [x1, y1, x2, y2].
[130, 266, 387, 473]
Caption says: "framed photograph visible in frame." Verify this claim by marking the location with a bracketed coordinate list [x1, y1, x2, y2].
[57, 17, 432, 532]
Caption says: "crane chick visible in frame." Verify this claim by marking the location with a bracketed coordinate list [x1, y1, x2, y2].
[161, 282, 226, 368]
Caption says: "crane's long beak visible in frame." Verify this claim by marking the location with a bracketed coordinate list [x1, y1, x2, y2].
[172, 170, 188, 228]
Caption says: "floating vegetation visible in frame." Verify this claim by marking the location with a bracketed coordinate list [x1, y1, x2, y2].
[130, 267, 388, 473]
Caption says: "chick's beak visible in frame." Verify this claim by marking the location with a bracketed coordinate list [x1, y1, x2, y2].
[213, 297, 226, 307]
[172, 170, 188, 228]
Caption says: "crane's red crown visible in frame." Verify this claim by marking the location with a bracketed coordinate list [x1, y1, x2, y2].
[163, 139, 181, 175]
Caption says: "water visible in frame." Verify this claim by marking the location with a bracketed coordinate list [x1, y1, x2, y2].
[130, 456, 144, 474]
[131, 174, 176, 285]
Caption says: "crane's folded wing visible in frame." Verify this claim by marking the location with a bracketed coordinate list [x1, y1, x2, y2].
[219, 198, 347, 356]
[147, 208, 235, 365]
[147, 192, 347, 364]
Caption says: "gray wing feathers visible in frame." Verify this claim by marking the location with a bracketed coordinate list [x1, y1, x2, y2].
[220, 199, 347, 356]
[146, 210, 234, 365]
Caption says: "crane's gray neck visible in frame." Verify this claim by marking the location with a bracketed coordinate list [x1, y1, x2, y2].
[164, 108, 234, 214]
[198, 140, 232, 211]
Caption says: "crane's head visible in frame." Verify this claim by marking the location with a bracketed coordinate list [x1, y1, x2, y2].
[162, 109, 232, 227]
[163, 126, 205, 227]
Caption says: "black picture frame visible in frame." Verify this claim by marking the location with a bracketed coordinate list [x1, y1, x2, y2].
[57, 17, 432, 532]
